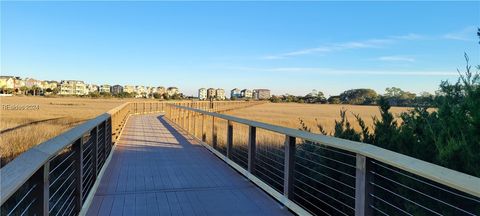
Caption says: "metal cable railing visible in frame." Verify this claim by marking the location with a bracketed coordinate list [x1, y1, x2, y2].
[165, 104, 480, 216]
[1, 101, 262, 216]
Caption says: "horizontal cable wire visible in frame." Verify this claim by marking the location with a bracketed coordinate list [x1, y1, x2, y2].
[302, 142, 356, 158]
[253, 168, 284, 189]
[294, 170, 355, 200]
[60, 194, 76, 216]
[254, 157, 285, 176]
[255, 152, 285, 168]
[55, 190, 76, 216]
[49, 178, 76, 213]
[370, 182, 442, 216]
[49, 170, 75, 202]
[293, 190, 333, 216]
[295, 178, 355, 211]
[7, 184, 37, 216]
[49, 160, 75, 189]
[371, 170, 476, 215]
[254, 162, 284, 183]
[371, 160, 480, 203]
[49, 150, 75, 175]
[19, 197, 37, 216]
[294, 185, 350, 216]
[296, 149, 356, 169]
[296, 159, 355, 179]
[295, 162, 355, 190]
[370, 194, 413, 216]
[370, 204, 390, 216]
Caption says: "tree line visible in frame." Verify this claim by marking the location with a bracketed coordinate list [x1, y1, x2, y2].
[270, 87, 434, 107]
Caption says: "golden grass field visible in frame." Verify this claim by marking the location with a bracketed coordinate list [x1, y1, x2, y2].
[224, 103, 411, 134]
[0, 96, 150, 165]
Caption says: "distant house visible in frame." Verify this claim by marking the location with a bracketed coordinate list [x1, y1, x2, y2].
[216, 88, 226, 100]
[111, 85, 124, 95]
[24, 78, 42, 88]
[241, 89, 253, 98]
[230, 88, 241, 99]
[44, 81, 58, 90]
[60, 80, 87, 95]
[198, 88, 207, 100]
[167, 87, 179, 96]
[0, 76, 16, 89]
[254, 89, 271, 100]
[86, 84, 99, 93]
[134, 86, 146, 98]
[14, 79, 25, 91]
[99, 84, 111, 93]
[207, 88, 216, 99]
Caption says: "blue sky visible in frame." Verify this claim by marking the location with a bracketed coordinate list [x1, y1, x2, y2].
[1, 1, 479, 97]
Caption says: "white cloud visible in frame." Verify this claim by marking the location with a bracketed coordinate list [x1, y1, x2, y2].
[443, 26, 477, 41]
[378, 56, 415, 62]
[262, 39, 392, 59]
[390, 33, 425, 40]
[232, 66, 456, 76]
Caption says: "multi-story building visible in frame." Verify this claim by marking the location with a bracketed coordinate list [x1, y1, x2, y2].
[99, 84, 111, 93]
[198, 88, 207, 100]
[0, 76, 16, 89]
[241, 89, 253, 98]
[25, 78, 42, 88]
[111, 85, 124, 95]
[86, 84, 99, 93]
[40, 81, 49, 90]
[167, 87, 179, 96]
[75, 82, 87, 95]
[146, 86, 155, 97]
[135, 86, 146, 98]
[216, 88, 226, 100]
[44, 81, 58, 90]
[59, 80, 87, 95]
[207, 88, 216, 99]
[254, 89, 271, 100]
[230, 88, 241, 99]
[14, 79, 25, 90]
[123, 85, 135, 94]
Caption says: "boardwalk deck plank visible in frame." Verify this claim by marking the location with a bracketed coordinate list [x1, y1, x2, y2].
[86, 114, 291, 216]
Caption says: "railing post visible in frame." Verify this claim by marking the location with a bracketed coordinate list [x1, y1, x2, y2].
[212, 116, 217, 148]
[248, 126, 256, 173]
[202, 114, 206, 142]
[32, 162, 49, 215]
[226, 120, 233, 158]
[193, 113, 197, 137]
[186, 111, 190, 132]
[73, 138, 84, 213]
[283, 135, 296, 199]
[93, 126, 99, 177]
[355, 155, 373, 216]
[105, 119, 109, 154]
[188, 111, 192, 133]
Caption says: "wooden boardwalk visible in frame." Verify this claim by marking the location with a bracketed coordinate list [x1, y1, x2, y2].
[86, 114, 292, 216]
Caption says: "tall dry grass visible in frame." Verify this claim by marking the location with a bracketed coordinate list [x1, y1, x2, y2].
[224, 103, 411, 134]
[0, 96, 151, 166]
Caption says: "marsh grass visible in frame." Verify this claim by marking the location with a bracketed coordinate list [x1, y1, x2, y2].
[0, 96, 148, 166]
[224, 103, 411, 134]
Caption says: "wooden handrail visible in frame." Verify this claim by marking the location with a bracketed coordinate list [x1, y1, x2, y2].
[170, 104, 480, 198]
